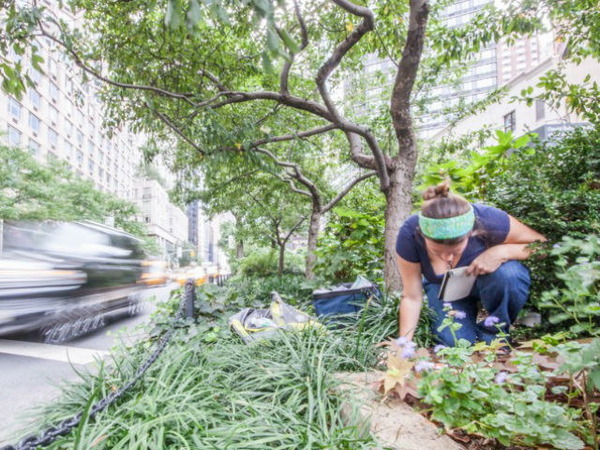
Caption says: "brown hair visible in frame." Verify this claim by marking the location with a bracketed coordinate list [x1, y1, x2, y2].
[419, 180, 473, 245]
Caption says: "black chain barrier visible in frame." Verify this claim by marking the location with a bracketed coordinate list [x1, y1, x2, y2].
[1, 280, 198, 450]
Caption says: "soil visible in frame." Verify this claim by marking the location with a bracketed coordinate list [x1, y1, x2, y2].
[335, 371, 465, 450]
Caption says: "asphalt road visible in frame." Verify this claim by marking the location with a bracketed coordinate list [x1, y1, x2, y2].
[0, 283, 178, 447]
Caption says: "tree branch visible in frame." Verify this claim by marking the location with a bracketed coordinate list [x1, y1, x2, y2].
[315, 0, 374, 121]
[322, 170, 377, 212]
[282, 215, 308, 244]
[199, 69, 228, 92]
[253, 146, 321, 205]
[210, 91, 333, 122]
[38, 24, 198, 106]
[312, 1, 391, 189]
[279, 0, 310, 95]
[252, 124, 338, 147]
[273, 173, 313, 198]
[151, 108, 206, 155]
[391, 0, 430, 160]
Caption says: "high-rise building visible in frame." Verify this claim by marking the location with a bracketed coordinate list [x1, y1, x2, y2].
[352, 1, 556, 138]
[133, 179, 188, 260]
[417, 0, 498, 136]
[1, 36, 139, 200]
[1, 3, 190, 256]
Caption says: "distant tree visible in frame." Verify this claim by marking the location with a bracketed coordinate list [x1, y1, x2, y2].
[0, 144, 152, 248]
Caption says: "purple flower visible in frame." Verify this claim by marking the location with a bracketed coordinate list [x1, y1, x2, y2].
[454, 310, 467, 320]
[395, 336, 409, 346]
[415, 360, 435, 373]
[443, 302, 452, 309]
[484, 316, 500, 327]
[401, 346, 416, 359]
[433, 344, 446, 353]
[494, 371, 508, 385]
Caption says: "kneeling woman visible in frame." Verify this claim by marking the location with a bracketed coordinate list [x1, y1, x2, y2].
[396, 181, 545, 346]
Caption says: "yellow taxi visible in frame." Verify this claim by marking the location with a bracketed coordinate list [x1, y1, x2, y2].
[140, 260, 170, 286]
[175, 265, 208, 287]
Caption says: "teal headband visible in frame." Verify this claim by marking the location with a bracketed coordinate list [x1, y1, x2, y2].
[419, 205, 475, 240]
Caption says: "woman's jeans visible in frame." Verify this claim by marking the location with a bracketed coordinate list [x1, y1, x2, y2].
[423, 260, 531, 346]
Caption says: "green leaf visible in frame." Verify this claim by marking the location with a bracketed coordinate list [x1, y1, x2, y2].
[165, 0, 183, 29]
[252, 0, 272, 17]
[211, 3, 230, 25]
[31, 53, 44, 72]
[266, 26, 280, 54]
[261, 51, 274, 74]
[279, 28, 300, 54]
[550, 430, 584, 450]
[186, 0, 203, 28]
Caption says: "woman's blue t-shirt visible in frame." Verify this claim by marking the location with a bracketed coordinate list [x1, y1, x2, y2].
[395, 203, 510, 284]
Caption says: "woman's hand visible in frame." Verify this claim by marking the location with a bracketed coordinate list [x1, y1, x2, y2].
[466, 246, 507, 276]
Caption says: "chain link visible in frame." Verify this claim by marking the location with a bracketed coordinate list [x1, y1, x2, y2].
[1, 283, 194, 450]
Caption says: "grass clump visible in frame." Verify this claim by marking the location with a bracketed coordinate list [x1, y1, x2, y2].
[33, 304, 379, 449]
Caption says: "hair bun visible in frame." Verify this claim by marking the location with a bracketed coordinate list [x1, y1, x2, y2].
[422, 180, 451, 201]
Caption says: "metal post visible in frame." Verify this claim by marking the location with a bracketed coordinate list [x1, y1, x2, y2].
[184, 279, 196, 319]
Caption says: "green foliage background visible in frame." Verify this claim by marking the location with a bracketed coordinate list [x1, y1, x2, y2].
[0, 144, 155, 252]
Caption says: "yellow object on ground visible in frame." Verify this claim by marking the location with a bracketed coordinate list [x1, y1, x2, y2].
[229, 292, 322, 344]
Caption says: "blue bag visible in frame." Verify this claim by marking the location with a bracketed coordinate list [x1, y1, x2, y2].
[312, 276, 380, 324]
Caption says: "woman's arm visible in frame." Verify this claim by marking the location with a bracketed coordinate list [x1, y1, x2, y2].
[467, 215, 546, 276]
[397, 256, 424, 340]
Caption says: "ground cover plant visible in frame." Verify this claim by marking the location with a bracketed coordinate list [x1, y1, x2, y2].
[380, 321, 600, 449]
[24, 286, 383, 449]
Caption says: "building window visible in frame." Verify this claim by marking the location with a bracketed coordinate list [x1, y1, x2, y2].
[64, 140, 73, 160]
[48, 57, 58, 78]
[7, 125, 21, 146]
[503, 110, 516, 132]
[28, 138, 40, 156]
[76, 109, 84, 125]
[49, 104, 59, 125]
[76, 130, 84, 147]
[8, 97, 21, 121]
[76, 150, 84, 166]
[535, 99, 545, 121]
[87, 139, 94, 154]
[48, 128, 58, 148]
[88, 159, 95, 176]
[30, 66, 42, 84]
[29, 112, 41, 135]
[65, 76, 74, 94]
[30, 89, 41, 109]
[65, 120, 73, 137]
[49, 81, 59, 103]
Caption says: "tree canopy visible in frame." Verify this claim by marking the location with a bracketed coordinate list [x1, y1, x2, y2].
[1, 0, 597, 288]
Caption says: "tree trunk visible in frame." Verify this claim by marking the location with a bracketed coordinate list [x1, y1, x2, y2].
[278, 243, 285, 277]
[383, 165, 416, 293]
[305, 209, 321, 280]
[236, 240, 244, 259]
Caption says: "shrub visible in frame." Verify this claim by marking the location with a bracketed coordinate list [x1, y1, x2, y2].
[224, 273, 316, 308]
[485, 126, 600, 311]
[237, 247, 305, 277]
[315, 207, 385, 284]
[539, 235, 600, 337]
